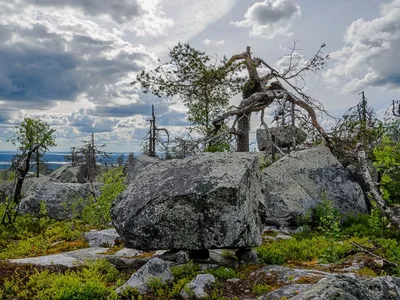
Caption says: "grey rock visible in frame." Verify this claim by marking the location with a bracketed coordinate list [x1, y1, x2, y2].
[275, 234, 292, 240]
[126, 155, 160, 183]
[260, 146, 367, 226]
[158, 250, 190, 264]
[258, 284, 312, 300]
[84, 228, 120, 247]
[50, 164, 86, 183]
[291, 275, 368, 300]
[19, 181, 103, 220]
[9, 247, 109, 267]
[114, 248, 141, 257]
[227, 278, 241, 283]
[257, 126, 307, 152]
[181, 274, 216, 299]
[0, 176, 56, 199]
[112, 152, 263, 250]
[208, 249, 238, 268]
[116, 258, 173, 294]
[257, 265, 334, 284]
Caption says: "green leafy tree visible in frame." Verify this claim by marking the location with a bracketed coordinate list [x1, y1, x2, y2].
[136, 43, 244, 148]
[8, 118, 56, 177]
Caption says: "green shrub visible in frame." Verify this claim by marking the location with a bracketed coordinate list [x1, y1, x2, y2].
[3, 260, 122, 300]
[81, 166, 126, 227]
[206, 267, 237, 279]
[251, 283, 271, 295]
[257, 236, 352, 264]
[170, 261, 200, 281]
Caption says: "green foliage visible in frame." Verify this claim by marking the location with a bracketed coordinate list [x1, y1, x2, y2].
[316, 197, 341, 241]
[170, 261, 201, 281]
[136, 43, 245, 137]
[146, 276, 166, 291]
[251, 283, 271, 295]
[374, 136, 400, 203]
[81, 167, 126, 227]
[256, 235, 352, 264]
[3, 260, 121, 300]
[0, 204, 90, 259]
[206, 267, 237, 279]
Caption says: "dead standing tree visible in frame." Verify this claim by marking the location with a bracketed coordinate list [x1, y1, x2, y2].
[140, 105, 170, 158]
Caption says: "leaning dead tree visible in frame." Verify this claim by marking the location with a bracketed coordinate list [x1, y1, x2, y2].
[209, 43, 332, 152]
[1, 144, 41, 225]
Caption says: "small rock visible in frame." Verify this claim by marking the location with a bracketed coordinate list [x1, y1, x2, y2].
[9, 247, 109, 267]
[275, 234, 292, 240]
[84, 228, 120, 247]
[158, 250, 190, 264]
[114, 248, 141, 257]
[227, 278, 241, 283]
[116, 258, 173, 294]
[181, 274, 215, 299]
[258, 284, 312, 300]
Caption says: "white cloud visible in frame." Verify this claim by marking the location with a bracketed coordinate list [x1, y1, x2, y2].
[324, 0, 400, 94]
[230, 0, 300, 39]
[203, 38, 225, 46]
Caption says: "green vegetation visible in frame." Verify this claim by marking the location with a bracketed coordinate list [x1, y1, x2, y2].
[82, 166, 126, 227]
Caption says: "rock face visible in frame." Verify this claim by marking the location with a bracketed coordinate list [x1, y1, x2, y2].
[19, 181, 102, 220]
[257, 126, 307, 152]
[111, 153, 263, 250]
[126, 155, 160, 183]
[50, 165, 86, 183]
[289, 275, 400, 300]
[260, 146, 367, 226]
[116, 258, 173, 294]
[0, 176, 56, 199]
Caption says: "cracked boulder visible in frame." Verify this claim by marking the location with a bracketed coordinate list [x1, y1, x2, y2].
[111, 153, 263, 250]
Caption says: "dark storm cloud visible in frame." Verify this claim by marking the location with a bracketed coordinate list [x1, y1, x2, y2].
[88, 102, 169, 118]
[26, 0, 142, 23]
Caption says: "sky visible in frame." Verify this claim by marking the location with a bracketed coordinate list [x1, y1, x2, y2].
[0, 0, 399, 152]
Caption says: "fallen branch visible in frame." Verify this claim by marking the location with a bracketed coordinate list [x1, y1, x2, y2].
[350, 241, 399, 268]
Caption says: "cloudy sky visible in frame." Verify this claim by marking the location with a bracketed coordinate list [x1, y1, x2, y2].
[0, 0, 399, 152]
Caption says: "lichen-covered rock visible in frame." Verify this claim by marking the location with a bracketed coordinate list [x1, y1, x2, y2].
[111, 153, 263, 250]
[50, 165, 86, 183]
[257, 126, 307, 152]
[181, 274, 216, 299]
[84, 228, 120, 247]
[0, 176, 56, 199]
[19, 181, 102, 220]
[260, 146, 367, 226]
[290, 275, 400, 300]
[116, 258, 173, 294]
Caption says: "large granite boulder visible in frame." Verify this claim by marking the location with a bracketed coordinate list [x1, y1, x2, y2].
[126, 155, 160, 183]
[50, 164, 86, 183]
[111, 153, 263, 250]
[0, 176, 56, 199]
[257, 126, 307, 153]
[19, 181, 103, 220]
[260, 146, 367, 226]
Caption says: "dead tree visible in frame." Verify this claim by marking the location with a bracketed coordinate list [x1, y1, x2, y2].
[1, 144, 41, 225]
[210, 43, 332, 152]
[141, 105, 170, 158]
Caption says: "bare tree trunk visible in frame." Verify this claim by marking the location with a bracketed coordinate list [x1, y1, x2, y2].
[36, 148, 40, 177]
[237, 113, 250, 152]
